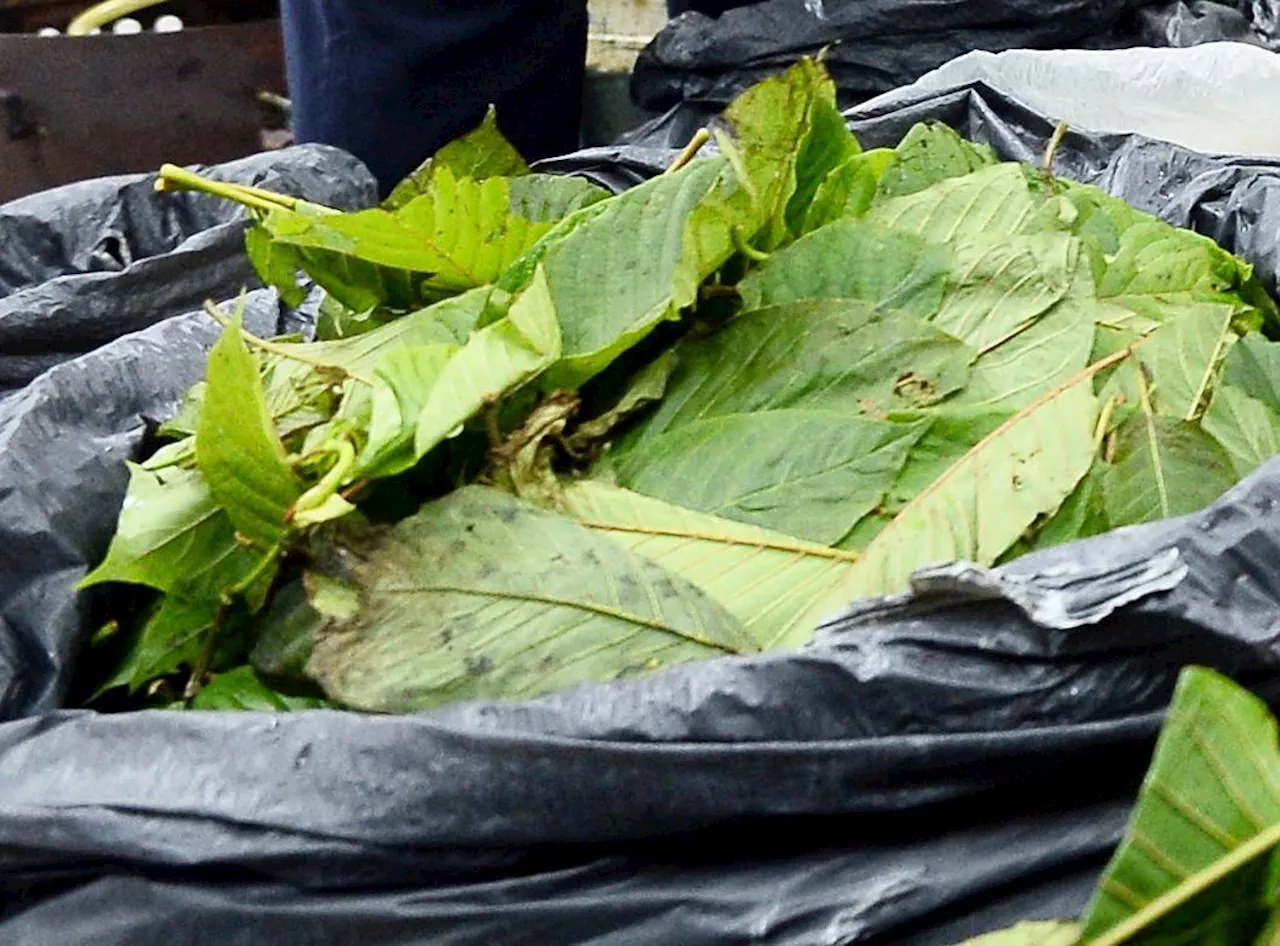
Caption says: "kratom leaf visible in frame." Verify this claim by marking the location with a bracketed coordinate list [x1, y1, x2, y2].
[559, 481, 849, 650]
[1024, 464, 1110, 553]
[1222, 336, 1280, 410]
[785, 85, 861, 236]
[246, 225, 307, 308]
[877, 121, 998, 199]
[80, 465, 230, 592]
[614, 412, 927, 545]
[737, 219, 949, 319]
[565, 350, 677, 451]
[1102, 412, 1239, 527]
[812, 356, 1107, 604]
[382, 105, 529, 211]
[1080, 667, 1280, 945]
[359, 344, 459, 476]
[1137, 302, 1237, 420]
[1202, 386, 1280, 479]
[865, 163, 1072, 245]
[256, 170, 606, 312]
[189, 666, 332, 711]
[950, 922, 1080, 946]
[195, 315, 304, 547]
[632, 300, 973, 440]
[412, 266, 562, 463]
[304, 486, 757, 712]
[802, 148, 897, 231]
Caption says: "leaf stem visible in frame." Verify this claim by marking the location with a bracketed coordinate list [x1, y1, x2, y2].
[666, 128, 711, 175]
[1087, 821, 1280, 946]
[157, 165, 339, 217]
[203, 301, 375, 386]
[732, 225, 771, 263]
[1042, 121, 1069, 177]
[184, 546, 281, 699]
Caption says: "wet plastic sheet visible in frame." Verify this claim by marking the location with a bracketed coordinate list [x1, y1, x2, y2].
[7, 73, 1280, 946]
[629, 0, 1280, 118]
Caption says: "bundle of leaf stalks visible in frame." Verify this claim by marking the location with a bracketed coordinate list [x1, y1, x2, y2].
[79, 60, 1280, 713]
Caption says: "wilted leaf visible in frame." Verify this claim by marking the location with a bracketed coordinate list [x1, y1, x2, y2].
[614, 411, 927, 545]
[195, 315, 303, 547]
[304, 486, 757, 712]
[560, 481, 849, 650]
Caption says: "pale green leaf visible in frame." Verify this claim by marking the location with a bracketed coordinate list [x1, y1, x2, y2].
[811, 362, 1101, 606]
[737, 219, 949, 319]
[1202, 386, 1280, 479]
[1137, 303, 1237, 420]
[195, 316, 304, 547]
[950, 921, 1079, 946]
[613, 412, 927, 545]
[359, 344, 459, 477]
[303, 486, 757, 712]
[559, 481, 850, 650]
[1222, 336, 1280, 411]
[1080, 667, 1280, 945]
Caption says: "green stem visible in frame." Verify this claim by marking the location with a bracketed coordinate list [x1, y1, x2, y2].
[732, 225, 770, 263]
[66, 0, 166, 35]
[157, 164, 339, 218]
[1087, 821, 1280, 946]
[291, 437, 358, 520]
[665, 128, 711, 175]
[184, 545, 282, 699]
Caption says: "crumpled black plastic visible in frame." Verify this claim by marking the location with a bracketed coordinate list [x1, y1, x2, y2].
[5, 96, 1280, 945]
[629, 0, 1279, 117]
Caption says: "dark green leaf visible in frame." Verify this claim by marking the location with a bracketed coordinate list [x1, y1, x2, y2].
[802, 148, 897, 232]
[189, 666, 333, 711]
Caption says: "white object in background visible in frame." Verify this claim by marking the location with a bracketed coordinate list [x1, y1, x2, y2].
[852, 43, 1280, 159]
[37, 26, 60, 36]
[112, 17, 143, 34]
[153, 14, 184, 32]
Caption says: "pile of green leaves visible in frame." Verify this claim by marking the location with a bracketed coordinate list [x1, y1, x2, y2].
[80, 59, 1280, 712]
[957, 666, 1280, 945]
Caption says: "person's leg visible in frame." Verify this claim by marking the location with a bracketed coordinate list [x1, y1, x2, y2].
[281, 0, 588, 197]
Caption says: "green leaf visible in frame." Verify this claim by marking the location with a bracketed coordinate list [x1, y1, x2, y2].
[1102, 412, 1238, 527]
[950, 921, 1080, 946]
[189, 666, 333, 711]
[81, 465, 230, 591]
[256, 170, 607, 312]
[246, 225, 307, 308]
[1136, 303, 1237, 420]
[613, 412, 927, 545]
[785, 86, 861, 236]
[565, 350, 677, 451]
[303, 486, 757, 712]
[633, 300, 973, 440]
[1080, 667, 1280, 945]
[737, 219, 949, 319]
[1202, 386, 1280, 479]
[412, 265, 562, 463]
[877, 121, 998, 199]
[1222, 336, 1280, 411]
[1024, 464, 1110, 553]
[810, 356, 1104, 605]
[359, 344, 459, 476]
[802, 148, 897, 232]
[865, 163, 1071, 245]
[559, 481, 849, 650]
[195, 315, 304, 547]
[383, 105, 529, 211]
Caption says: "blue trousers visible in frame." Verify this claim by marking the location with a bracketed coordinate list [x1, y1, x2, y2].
[281, 0, 752, 196]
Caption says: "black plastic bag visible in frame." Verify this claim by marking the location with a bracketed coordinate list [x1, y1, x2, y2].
[629, 0, 1279, 120]
[6, 91, 1280, 945]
